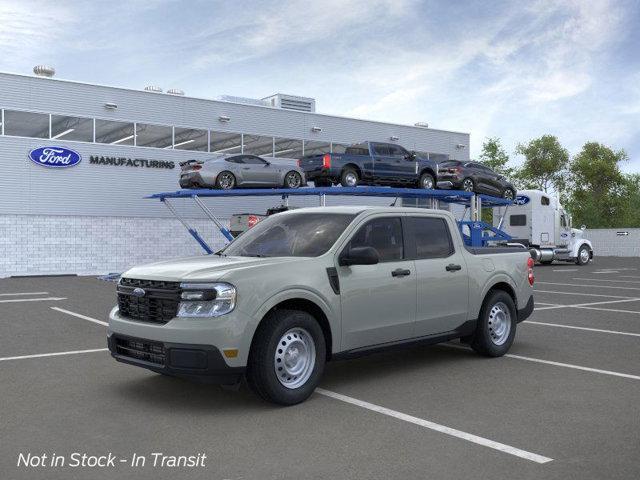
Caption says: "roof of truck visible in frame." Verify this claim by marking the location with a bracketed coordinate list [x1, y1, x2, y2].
[278, 205, 454, 217]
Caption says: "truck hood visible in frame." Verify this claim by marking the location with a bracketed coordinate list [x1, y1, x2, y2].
[121, 255, 302, 282]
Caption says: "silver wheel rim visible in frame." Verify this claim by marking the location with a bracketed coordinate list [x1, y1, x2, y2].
[503, 189, 514, 200]
[463, 179, 474, 191]
[286, 172, 301, 188]
[218, 173, 234, 189]
[344, 172, 357, 187]
[580, 248, 590, 263]
[488, 302, 511, 346]
[274, 328, 316, 389]
[421, 176, 434, 189]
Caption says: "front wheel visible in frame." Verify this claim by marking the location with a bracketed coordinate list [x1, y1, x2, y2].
[418, 172, 435, 189]
[470, 290, 516, 357]
[284, 171, 303, 189]
[576, 245, 591, 265]
[247, 309, 326, 405]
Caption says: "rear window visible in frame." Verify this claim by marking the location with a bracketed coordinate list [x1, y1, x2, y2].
[411, 217, 453, 259]
[510, 215, 527, 226]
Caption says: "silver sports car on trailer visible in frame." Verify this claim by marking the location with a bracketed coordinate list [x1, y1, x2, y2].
[179, 154, 307, 189]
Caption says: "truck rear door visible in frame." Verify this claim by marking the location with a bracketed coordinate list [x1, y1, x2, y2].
[408, 216, 470, 336]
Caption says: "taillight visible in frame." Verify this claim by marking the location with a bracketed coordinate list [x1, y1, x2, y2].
[192, 164, 202, 171]
[455, 167, 462, 174]
[322, 153, 331, 169]
[527, 257, 535, 286]
[248, 215, 259, 228]
[297, 159, 301, 167]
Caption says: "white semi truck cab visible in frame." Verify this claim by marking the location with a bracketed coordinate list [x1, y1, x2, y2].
[494, 189, 593, 265]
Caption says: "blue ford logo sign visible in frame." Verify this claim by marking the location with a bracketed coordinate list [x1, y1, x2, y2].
[131, 288, 146, 297]
[514, 195, 530, 206]
[28, 146, 82, 168]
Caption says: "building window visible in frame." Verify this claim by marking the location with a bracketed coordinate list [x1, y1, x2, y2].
[173, 127, 208, 151]
[135, 123, 173, 148]
[95, 119, 135, 145]
[243, 134, 274, 156]
[273, 137, 303, 159]
[331, 143, 349, 154]
[303, 140, 330, 156]
[210, 131, 242, 154]
[50, 114, 94, 142]
[3, 110, 50, 139]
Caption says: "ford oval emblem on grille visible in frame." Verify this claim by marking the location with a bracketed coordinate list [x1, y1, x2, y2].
[132, 288, 146, 297]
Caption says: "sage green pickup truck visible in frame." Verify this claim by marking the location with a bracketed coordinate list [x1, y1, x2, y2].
[108, 206, 534, 405]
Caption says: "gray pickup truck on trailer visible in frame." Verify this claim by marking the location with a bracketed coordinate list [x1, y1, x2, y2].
[108, 206, 534, 405]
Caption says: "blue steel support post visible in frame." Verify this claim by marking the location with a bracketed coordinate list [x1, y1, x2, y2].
[161, 198, 214, 254]
[191, 195, 235, 242]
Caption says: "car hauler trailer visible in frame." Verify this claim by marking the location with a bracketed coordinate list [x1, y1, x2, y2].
[147, 186, 514, 253]
[493, 189, 593, 265]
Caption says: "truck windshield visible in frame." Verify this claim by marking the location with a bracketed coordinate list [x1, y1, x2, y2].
[221, 213, 356, 257]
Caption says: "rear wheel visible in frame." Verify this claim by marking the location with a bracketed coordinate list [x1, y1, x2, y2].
[215, 171, 236, 190]
[576, 245, 591, 265]
[462, 178, 475, 192]
[418, 172, 435, 189]
[340, 168, 359, 187]
[284, 171, 302, 189]
[246, 309, 326, 405]
[470, 290, 516, 357]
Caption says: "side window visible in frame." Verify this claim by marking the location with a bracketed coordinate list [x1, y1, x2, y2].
[510, 215, 527, 226]
[387, 145, 405, 157]
[541, 196, 550, 206]
[245, 155, 268, 165]
[226, 156, 244, 164]
[411, 217, 453, 259]
[372, 144, 390, 156]
[347, 217, 403, 262]
[560, 215, 567, 228]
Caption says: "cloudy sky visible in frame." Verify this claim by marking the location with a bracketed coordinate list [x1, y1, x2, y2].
[1, 0, 639, 171]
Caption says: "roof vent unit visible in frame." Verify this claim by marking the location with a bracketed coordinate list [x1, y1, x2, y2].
[167, 88, 185, 96]
[414, 122, 429, 128]
[217, 95, 270, 107]
[262, 93, 316, 113]
[33, 65, 55, 78]
[144, 85, 163, 93]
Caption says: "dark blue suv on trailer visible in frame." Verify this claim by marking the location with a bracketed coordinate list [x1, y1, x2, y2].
[298, 142, 439, 189]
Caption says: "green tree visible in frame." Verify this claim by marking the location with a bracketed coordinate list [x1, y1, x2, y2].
[619, 174, 640, 227]
[479, 137, 514, 177]
[515, 135, 569, 193]
[566, 142, 628, 228]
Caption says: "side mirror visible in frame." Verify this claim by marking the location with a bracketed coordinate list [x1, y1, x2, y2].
[581, 225, 586, 230]
[404, 152, 416, 160]
[339, 246, 379, 266]
[264, 161, 271, 166]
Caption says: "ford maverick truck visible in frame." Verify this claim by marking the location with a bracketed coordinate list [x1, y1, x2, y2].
[298, 142, 439, 189]
[108, 206, 534, 405]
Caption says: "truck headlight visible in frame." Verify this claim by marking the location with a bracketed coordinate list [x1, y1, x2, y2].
[177, 283, 236, 318]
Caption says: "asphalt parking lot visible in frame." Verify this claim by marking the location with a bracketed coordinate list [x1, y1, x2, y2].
[1, 257, 640, 480]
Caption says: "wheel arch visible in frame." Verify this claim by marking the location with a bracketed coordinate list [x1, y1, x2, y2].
[571, 239, 593, 258]
[342, 163, 362, 178]
[474, 278, 518, 320]
[419, 167, 436, 179]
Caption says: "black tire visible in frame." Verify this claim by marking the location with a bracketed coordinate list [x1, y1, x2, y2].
[215, 171, 236, 190]
[470, 290, 517, 357]
[576, 245, 591, 265]
[418, 172, 435, 189]
[502, 188, 516, 200]
[461, 178, 475, 192]
[246, 309, 326, 405]
[283, 171, 303, 189]
[340, 168, 359, 187]
[314, 179, 332, 187]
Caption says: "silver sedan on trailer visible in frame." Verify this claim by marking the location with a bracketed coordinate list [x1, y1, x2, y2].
[179, 154, 307, 190]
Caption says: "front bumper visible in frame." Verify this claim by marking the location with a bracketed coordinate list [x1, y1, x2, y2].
[108, 333, 244, 384]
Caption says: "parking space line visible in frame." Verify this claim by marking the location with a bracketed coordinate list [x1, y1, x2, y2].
[0, 297, 67, 303]
[535, 290, 638, 299]
[537, 282, 640, 291]
[552, 269, 578, 272]
[572, 278, 640, 284]
[0, 348, 108, 362]
[444, 344, 640, 381]
[524, 321, 640, 337]
[573, 306, 640, 315]
[316, 388, 553, 464]
[0, 292, 49, 296]
[51, 307, 108, 326]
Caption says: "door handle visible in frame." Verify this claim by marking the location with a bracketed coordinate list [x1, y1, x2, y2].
[391, 268, 411, 277]
[446, 264, 462, 272]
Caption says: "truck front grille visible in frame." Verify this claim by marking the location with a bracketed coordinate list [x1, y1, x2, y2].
[114, 336, 165, 366]
[117, 278, 181, 324]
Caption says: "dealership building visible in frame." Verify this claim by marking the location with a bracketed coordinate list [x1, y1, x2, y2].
[0, 68, 470, 276]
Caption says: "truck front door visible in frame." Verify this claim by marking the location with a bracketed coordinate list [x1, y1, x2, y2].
[337, 216, 417, 350]
[409, 216, 470, 336]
